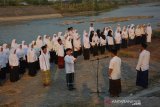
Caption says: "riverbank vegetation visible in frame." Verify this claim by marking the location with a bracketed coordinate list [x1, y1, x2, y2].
[0, 0, 159, 13]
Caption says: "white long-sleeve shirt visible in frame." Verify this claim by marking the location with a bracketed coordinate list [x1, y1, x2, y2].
[100, 37, 106, 46]
[83, 36, 90, 49]
[9, 53, 19, 67]
[39, 53, 50, 71]
[122, 30, 128, 39]
[91, 35, 99, 46]
[114, 32, 122, 44]
[57, 44, 64, 57]
[16, 48, 25, 60]
[0, 52, 6, 68]
[27, 48, 37, 63]
[107, 36, 114, 45]
[136, 50, 150, 71]
[64, 55, 75, 74]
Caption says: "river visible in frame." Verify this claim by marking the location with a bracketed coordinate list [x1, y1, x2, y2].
[0, 2, 160, 44]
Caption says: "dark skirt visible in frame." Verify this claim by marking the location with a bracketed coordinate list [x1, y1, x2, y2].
[66, 73, 74, 90]
[0, 67, 7, 80]
[109, 79, 121, 96]
[10, 66, 20, 82]
[121, 39, 128, 48]
[108, 45, 114, 52]
[129, 38, 135, 46]
[58, 56, 64, 69]
[115, 44, 121, 51]
[50, 51, 54, 63]
[141, 34, 147, 44]
[19, 59, 26, 74]
[83, 48, 90, 60]
[136, 70, 148, 88]
[28, 62, 37, 77]
[100, 45, 106, 54]
[54, 55, 58, 65]
[135, 36, 142, 45]
[93, 45, 98, 56]
[74, 51, 79, 58]
[78, 47, 82, 56]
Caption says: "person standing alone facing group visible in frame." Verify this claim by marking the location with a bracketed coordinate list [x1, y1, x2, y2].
[108, 48, 122, 97]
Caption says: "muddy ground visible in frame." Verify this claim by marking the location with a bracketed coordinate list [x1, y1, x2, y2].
[0, 37, 160, 107]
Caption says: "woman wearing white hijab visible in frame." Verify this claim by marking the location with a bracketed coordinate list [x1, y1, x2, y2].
[73, 31, 81, 58]
[114, 29, 122, 50]
[121, 26, 128, 48]
[2, 44, 10, 73]
[128, 24, 135, 46]
[146, 23, 152, 43]
[36, 36, 43, 49]
[11, 39, 18, 49]
[91, 32, 99, 56]
[52, 34, 59, 64]
[135, 25, 142, 44]
[16, 44, 26, 75]
[9, 48, 20, 82]
[0, 46, 7, 85]
[27, 44, 38, 76]
[83, 30, 90, 60]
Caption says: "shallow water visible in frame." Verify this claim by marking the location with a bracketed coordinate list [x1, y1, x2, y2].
[0, 2, 160, 44]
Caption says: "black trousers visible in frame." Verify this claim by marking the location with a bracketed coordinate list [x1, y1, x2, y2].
[66, 73, 74, 90]
[100, 45, 106, 54]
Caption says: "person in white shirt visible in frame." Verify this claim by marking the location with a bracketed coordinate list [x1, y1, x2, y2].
[27, 44, 38, 76]
[136, 43, 150, 88]
[121, 26, 128, 48]
[39, 45, 51, 86]
[100, 32, 106, 54]
[83, 30, 90, 60]
[0, 46, 7, 85]
[64, 48, 76, 91]
[107, 30, 115, 52]
[114, 29, 122, 50]
[108, 48, 121, 97]
[9, 48, 20, 82]
[146, 23, 152, 43]
[57, 38, 65, 69]
[16, 44, 26, 75]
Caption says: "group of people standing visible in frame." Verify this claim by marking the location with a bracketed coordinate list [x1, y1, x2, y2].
[0, 23, 152, 96]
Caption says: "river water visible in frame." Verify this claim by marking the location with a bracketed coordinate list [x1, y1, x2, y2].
[0, 2, 160, 44]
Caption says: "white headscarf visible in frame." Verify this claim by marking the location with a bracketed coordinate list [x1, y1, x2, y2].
[11, 39, 18, 49]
